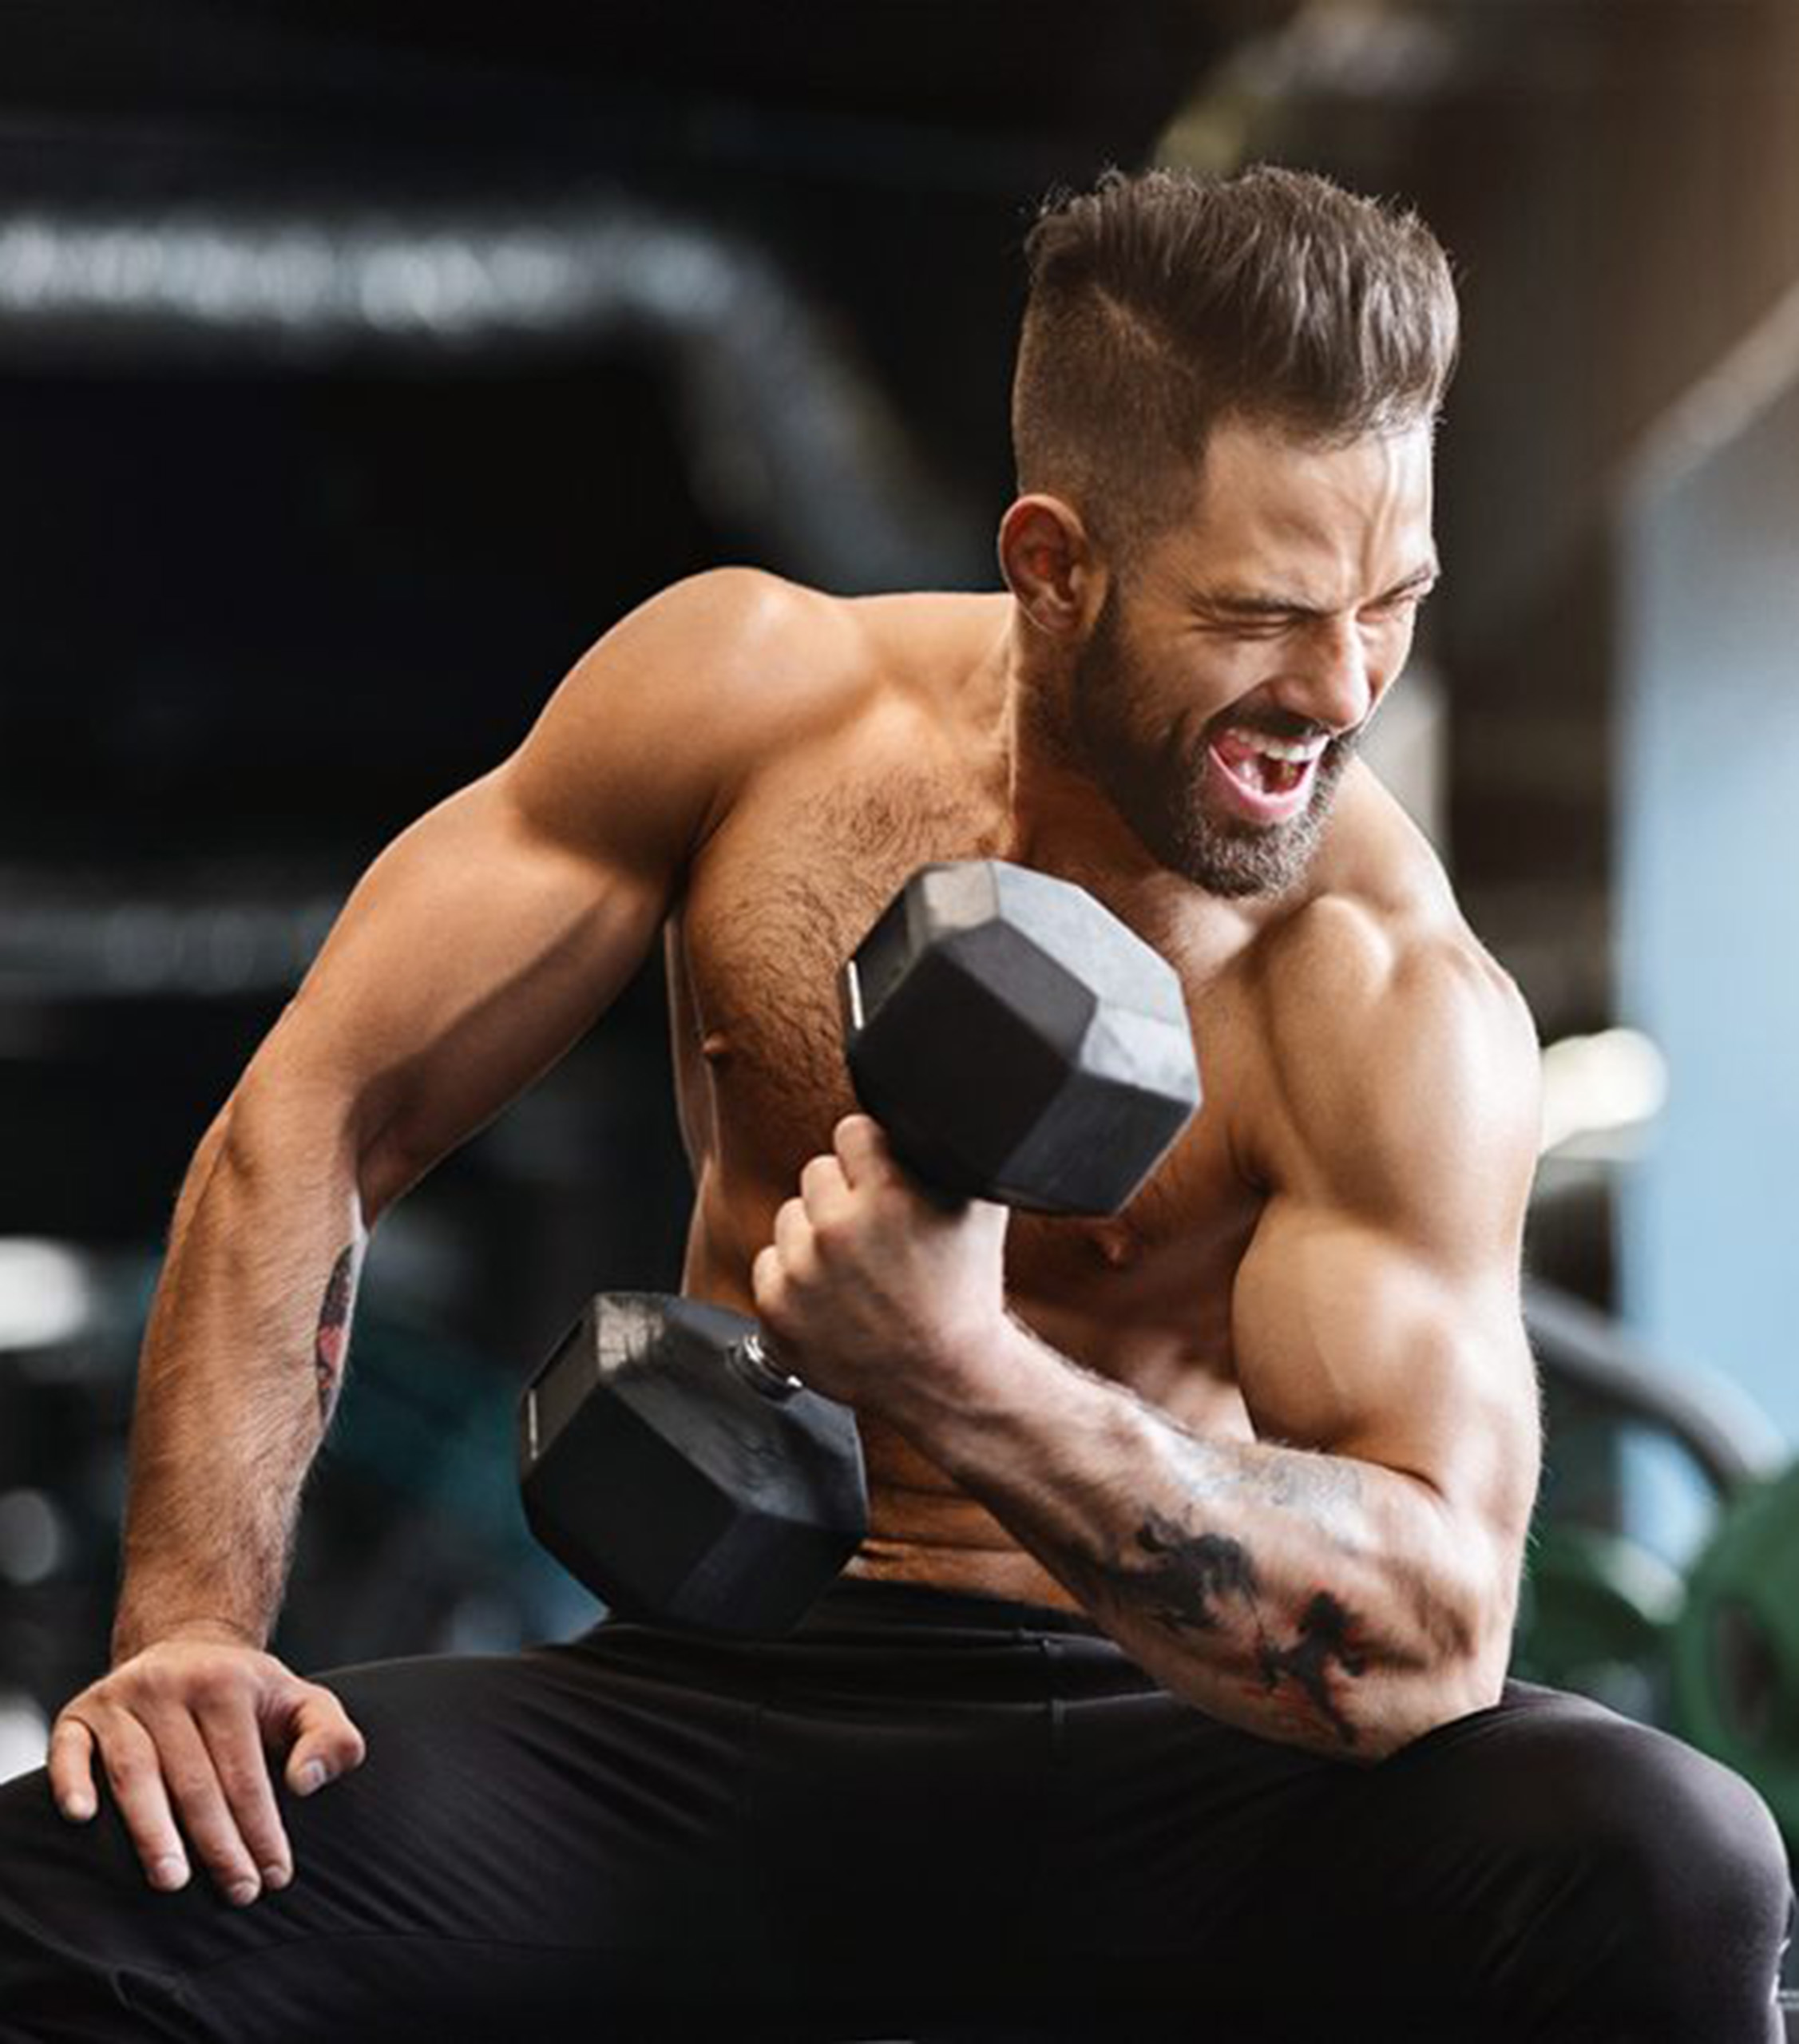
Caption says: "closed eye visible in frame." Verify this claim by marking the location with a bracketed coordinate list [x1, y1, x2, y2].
[1191, 603, 1323, 638]
[1196, 614, 1302, 640]
[1192, 572, 1437, 636]
[1360, 580, 1437, 625]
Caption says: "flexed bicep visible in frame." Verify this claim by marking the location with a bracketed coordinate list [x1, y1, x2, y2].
[1228, 913, 1547, 1679]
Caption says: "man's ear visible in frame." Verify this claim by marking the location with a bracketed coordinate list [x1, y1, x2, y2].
[997, 494, 1107, 639]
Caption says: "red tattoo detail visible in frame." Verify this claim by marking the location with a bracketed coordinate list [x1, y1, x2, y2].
[315, 1247, 356, 1428]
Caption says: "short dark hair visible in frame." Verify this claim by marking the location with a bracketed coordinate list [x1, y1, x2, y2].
[1012, 164, 1459, 551]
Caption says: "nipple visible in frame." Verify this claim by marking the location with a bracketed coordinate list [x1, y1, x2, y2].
[699, 1028, 734, 1065]
[1092, 1220, 1141, 1270]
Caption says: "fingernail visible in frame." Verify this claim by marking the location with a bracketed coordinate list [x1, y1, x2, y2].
[61, 1794, 93, 1820]
[261, 1863, 291, 1891]
[297, 1761, 327, 1795]
[151, 1856, 188, 1891]
[227, 1878, 260, 1907]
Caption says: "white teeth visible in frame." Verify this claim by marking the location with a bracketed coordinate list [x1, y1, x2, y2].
[1234, 731, 1327, 764]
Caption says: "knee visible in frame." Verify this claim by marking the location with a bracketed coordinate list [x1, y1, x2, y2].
[1497, 1699, 1793, 2014]
[0, 1769, 192, 2042]
[1587, 1723, 1783, 1913]
[0, 1773, 109, 2032]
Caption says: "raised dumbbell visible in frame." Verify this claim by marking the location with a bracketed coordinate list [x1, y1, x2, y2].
[517, 859, 1201, 1635]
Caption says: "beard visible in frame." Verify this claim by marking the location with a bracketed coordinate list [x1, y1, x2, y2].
[1065, 587, 1361, 900]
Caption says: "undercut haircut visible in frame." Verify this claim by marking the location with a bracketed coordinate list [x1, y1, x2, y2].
[1012, 164, 1459, 554]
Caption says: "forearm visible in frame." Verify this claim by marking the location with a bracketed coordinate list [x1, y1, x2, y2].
[113, 1084, 367, 1662]
[910, 1319, 1499, 1762]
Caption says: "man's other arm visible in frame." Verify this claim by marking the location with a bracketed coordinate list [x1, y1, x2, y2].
[898, 908, 1545, 1761]
[112, 567, 811, 1656]
[50, 567, 830, 1899]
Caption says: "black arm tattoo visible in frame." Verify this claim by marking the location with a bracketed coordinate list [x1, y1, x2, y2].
[314, 1246, 357, 1430]
[1258, 1590, 1367, 1745]
[1134, 1514, 1258, 1632]
[1128, 1511, 1367, 1748]
[985, 1343, 1387, 1750]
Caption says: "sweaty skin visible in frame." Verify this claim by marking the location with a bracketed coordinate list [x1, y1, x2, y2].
[54, 420, 1542, 1907]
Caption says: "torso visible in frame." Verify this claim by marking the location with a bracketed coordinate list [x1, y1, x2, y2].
[664, 585, 1456, 1610]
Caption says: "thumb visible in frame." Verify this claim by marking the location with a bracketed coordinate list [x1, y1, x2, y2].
[274, 1679, 369, 1797]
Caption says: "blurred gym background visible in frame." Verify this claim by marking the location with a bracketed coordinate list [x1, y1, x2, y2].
[2, 0, 1797, 1906]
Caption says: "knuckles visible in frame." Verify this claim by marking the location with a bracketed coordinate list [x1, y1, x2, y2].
[832, 1111, 882, 1157]
[183, 1665, 252, 1713]
[212, 1762, 264, 1802]
[105, 1751, 147, 1791]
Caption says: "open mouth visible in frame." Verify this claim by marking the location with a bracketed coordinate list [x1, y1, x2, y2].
[1206, 727, 1329, 822]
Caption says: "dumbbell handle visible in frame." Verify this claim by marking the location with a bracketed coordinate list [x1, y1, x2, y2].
[731, 1328, 809, 1400]
[726, 1067, 976, 1403]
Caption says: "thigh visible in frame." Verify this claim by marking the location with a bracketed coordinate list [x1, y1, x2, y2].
[1317, 1681, 1792, 2041]
[1033, 1645, 1365, 2034]
[0, 1633, 764, 2043]
[1043, 1674, 1791, 2043]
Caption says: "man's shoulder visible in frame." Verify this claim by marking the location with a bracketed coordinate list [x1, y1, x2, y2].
[534, 568, 870, 787]
[1249, 771, 1539, 1194]
[608, 568, 1005, 736]
[1263, 763, 1521, 1018]
[496, 568, 873, 875]
[619, 564, 864, 711]
[1264, 888, 1535, 1081]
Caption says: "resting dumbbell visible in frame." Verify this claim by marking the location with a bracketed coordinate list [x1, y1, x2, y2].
[517, 860, 1201, 1636]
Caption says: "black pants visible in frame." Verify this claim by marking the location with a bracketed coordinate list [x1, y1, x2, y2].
[0, 1579, 1790, 2042]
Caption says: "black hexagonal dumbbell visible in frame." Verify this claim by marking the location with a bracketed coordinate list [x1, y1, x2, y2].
[842, 860, 1202, 1214]
[517, 859, 1201, 1637]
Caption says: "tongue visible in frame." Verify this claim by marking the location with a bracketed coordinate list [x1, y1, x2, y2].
[1215, 730, 1280, 793]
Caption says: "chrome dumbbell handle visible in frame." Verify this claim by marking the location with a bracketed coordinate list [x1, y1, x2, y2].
[731, 1328, 806, 1399]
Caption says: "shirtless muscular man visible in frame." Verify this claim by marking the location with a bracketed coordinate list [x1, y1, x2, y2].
[0, 165, 1790, 2042]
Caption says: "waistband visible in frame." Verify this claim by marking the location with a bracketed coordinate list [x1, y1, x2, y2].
[798, 1574, 1106, 1638]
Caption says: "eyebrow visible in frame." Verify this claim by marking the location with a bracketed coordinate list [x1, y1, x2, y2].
[1192, 561, 1441, 620]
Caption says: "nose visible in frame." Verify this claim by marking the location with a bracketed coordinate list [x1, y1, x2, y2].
[1275, 613, 1377, 735]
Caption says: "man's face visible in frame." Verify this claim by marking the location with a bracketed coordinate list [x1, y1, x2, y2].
[1068, 418, 1438, 898]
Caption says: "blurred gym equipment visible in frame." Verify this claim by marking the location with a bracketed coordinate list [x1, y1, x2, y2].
[1674, 1462, 1799, 1856]
[0, 1234, 592, 1759]
[1513, 1283, 1785, 1727]
[1517, 1282, 1799, 1870]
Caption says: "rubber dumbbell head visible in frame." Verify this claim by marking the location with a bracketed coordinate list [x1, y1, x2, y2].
[519, 1292, 869, 1636]
[842, 860, 1200, 1214]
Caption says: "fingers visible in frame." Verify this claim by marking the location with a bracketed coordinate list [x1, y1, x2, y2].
[182, 1678, 367, 1901]
[755, 1200, 818, 1345]
[773, 1193, 814, 1273]
[832, 1113, 896, 1186]
[798, 1151, 845, 1216]
[81, 1703, 196, 1895]
[151, 1705, 272, 1903]
[48, 1713, 97, 1821]
[283, 1682, 367, 1799]
[199, 1681, 314, 1895]
[751, 1241, 783, 1322]
[47, 1653, 369, 1907]
[759, 1119, 901, 1329]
